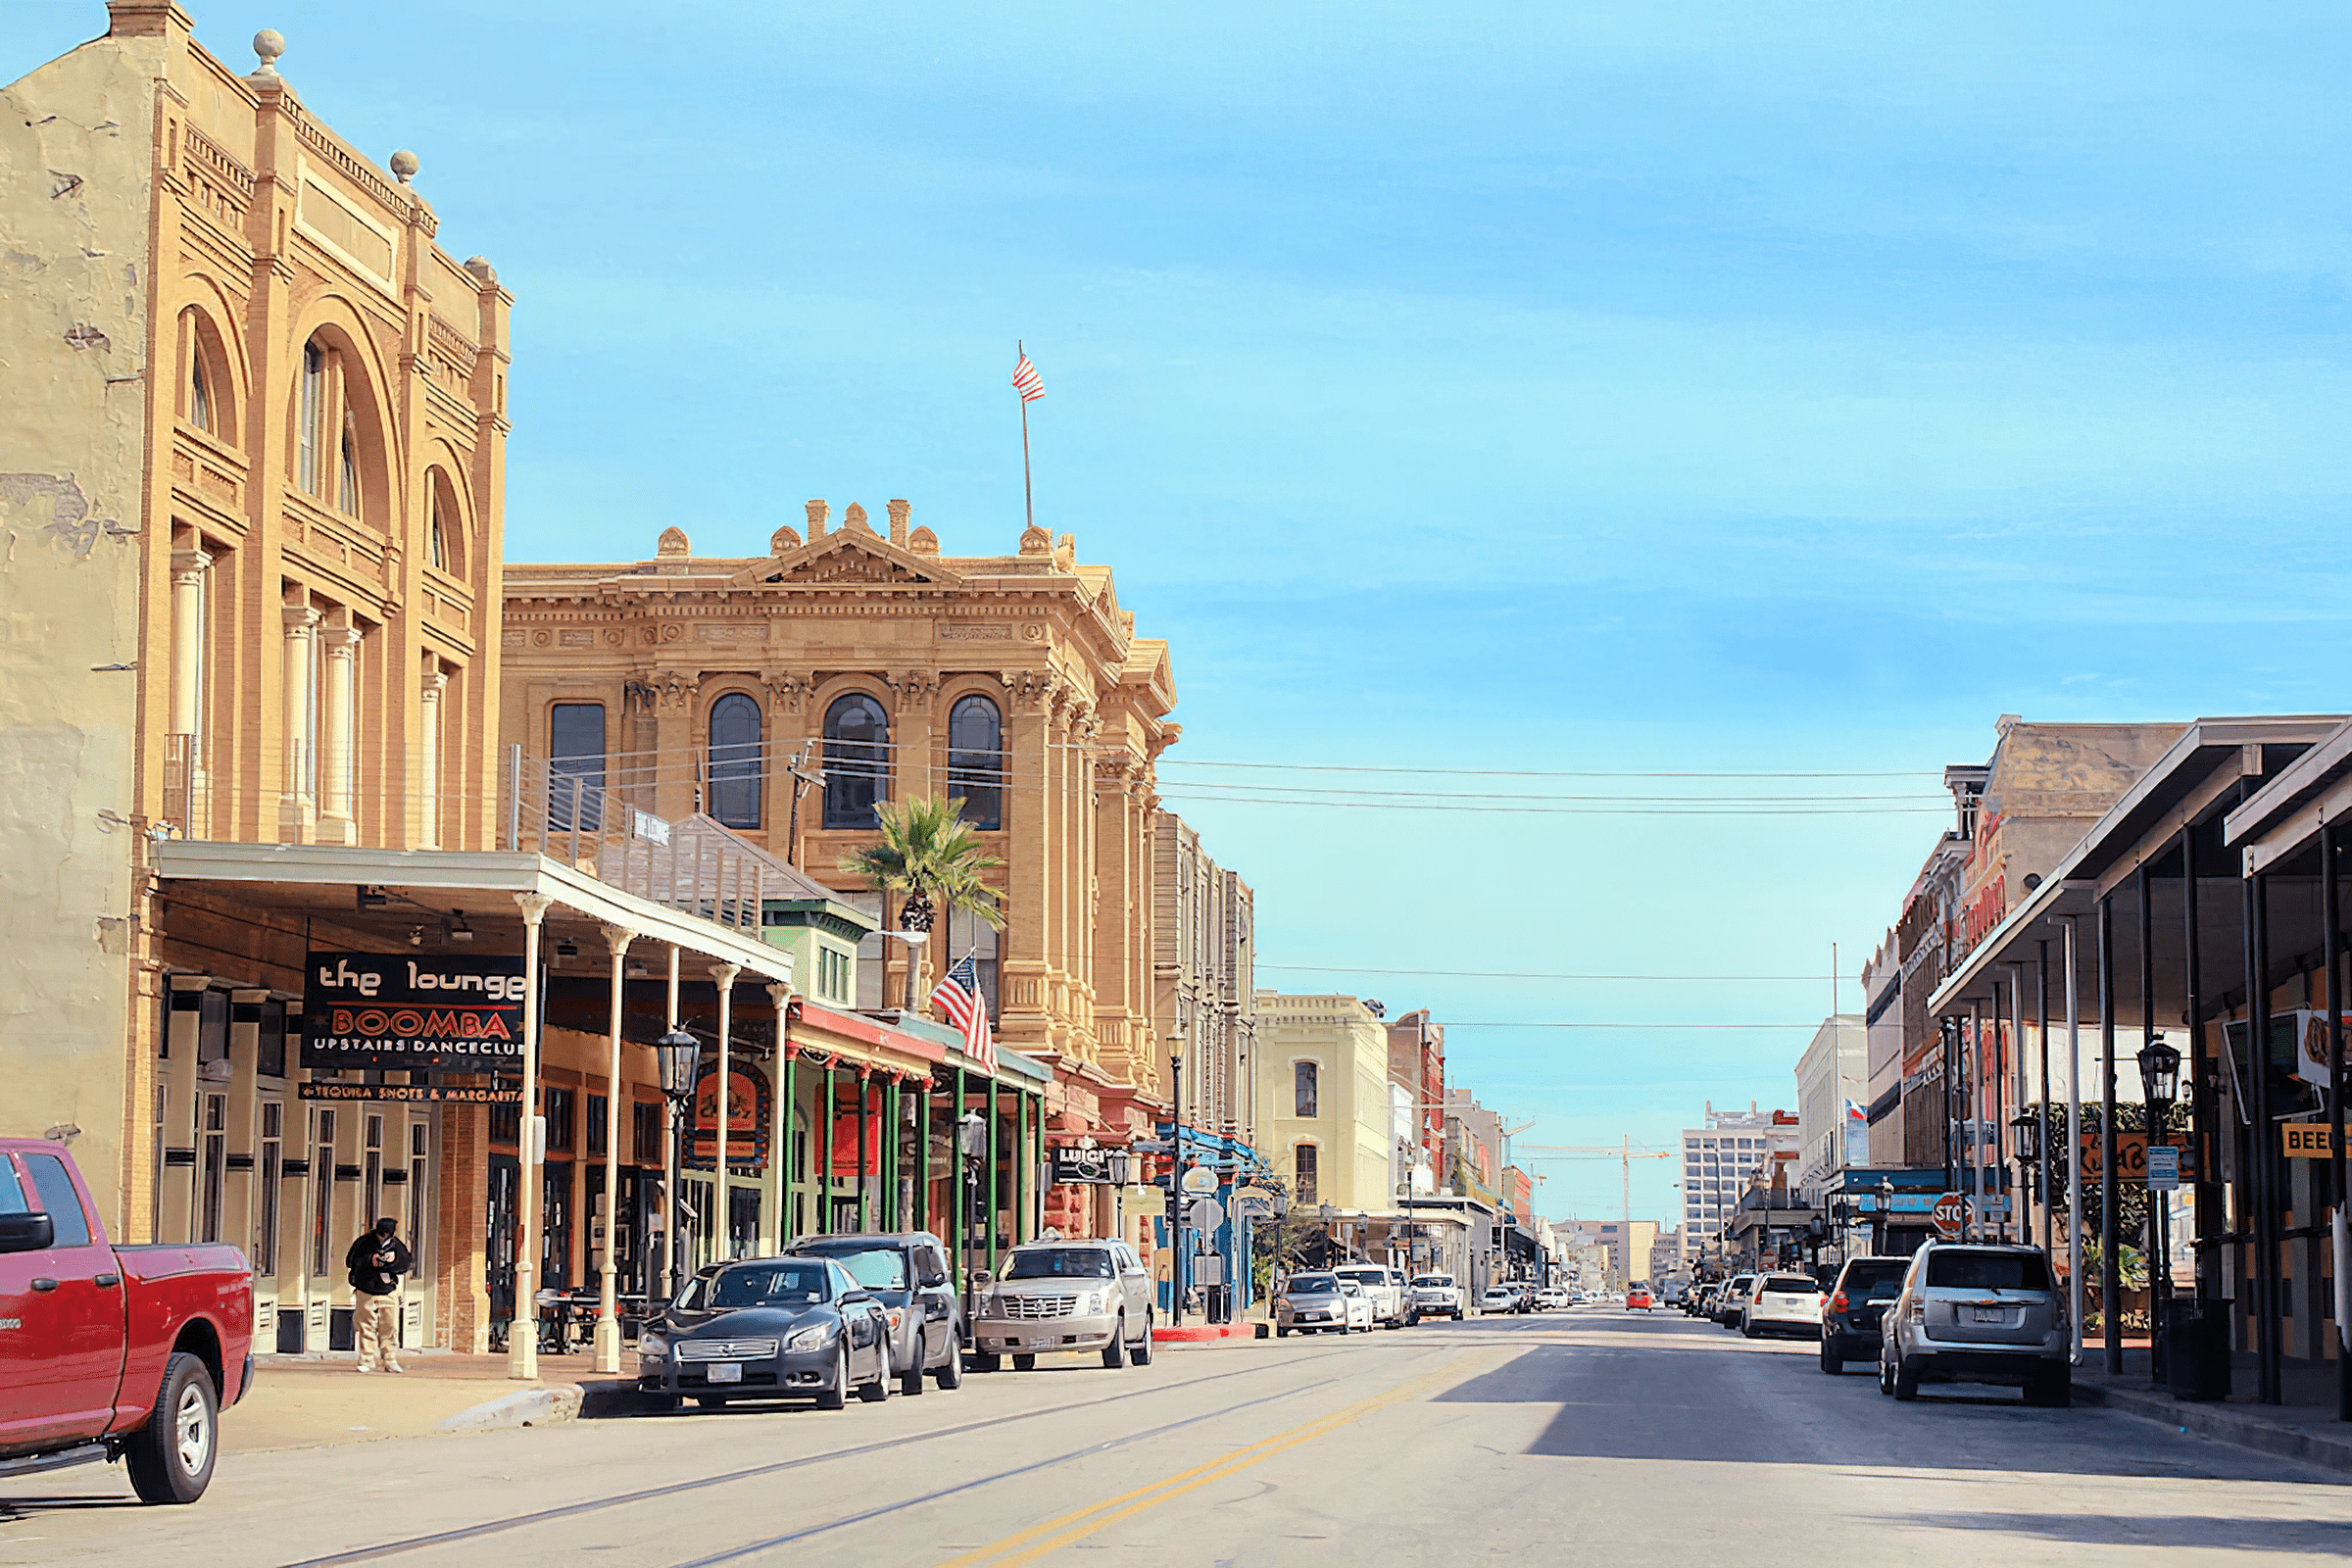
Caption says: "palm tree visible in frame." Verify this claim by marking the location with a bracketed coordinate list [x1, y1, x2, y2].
[840, 797, 1004, 1010]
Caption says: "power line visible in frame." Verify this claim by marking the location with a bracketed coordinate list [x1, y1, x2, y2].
[1256, 963, 1838, 981]
[1162, 759, 1943, 780]
[1159, 791, 1946, 816]
[1403, 1021, 1822, 1030]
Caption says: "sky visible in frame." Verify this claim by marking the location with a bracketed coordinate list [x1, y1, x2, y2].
[11, 1, 2349, 1230]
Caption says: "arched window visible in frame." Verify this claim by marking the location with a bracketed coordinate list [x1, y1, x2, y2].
[708, 693, 764, 829]
[424, 467, 466, 576]
[190, 346, 214, 434]
[298, 340, 325, 494]
[822, 693, 890, 829]
[1295, 1061, 1319, 1119]
[339, 413, 360, 517]
[429, 496, 449, 570]
[947, 694, 1004, 831]
[1294, 1143, 1319, 1205]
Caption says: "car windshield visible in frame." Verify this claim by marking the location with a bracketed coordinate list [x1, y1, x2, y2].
[805, 1247, 909, 1291]
[1288, 1274, 1339, 1294]
[1004, 1248, 1116, 1280]
[1412, 1276, 1452, 1288]
[702, 1262, 832, 1309]
[1840, 1263, 1906, 1299]
[1763, 1275, 1817, 1293]
[1926, 1250, 2053, 1291]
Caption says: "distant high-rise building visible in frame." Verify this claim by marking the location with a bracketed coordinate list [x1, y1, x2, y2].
[1681, 1105, 1800, 1255]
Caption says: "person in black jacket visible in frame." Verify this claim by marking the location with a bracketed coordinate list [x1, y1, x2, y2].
[347, 1218, 414, 1373]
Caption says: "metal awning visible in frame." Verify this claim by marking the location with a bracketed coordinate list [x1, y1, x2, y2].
[1929, 716, 2343, 1023]
[155, 839, 792, 985]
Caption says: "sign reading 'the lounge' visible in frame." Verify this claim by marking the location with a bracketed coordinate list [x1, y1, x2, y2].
[300, 952, 527, 1070]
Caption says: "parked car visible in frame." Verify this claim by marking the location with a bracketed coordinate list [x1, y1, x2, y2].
[1714, 1274, 1755, 1326]
[1626, 1286, 1654, 1310]
[1333, 1263, 1409, 1328]
[636, 1255, 894, 1410]
[1818, 1255, 1909, 1374]
[1535, 1286, 1570, 1310]
[1276, 1272, 1374, 1335]
[1740, 1272, 1824, 1339]
[1406, 1273, 1466, 1323]
[1688, 1284, 1719, 1318]
[784, 1231, 962, 1394]
[1478, 1284, 1519, 1315]
[0, 1138, 255, 1504]
[1880, 1243, 2070, 1405]
[969, 1237, 1155, 1370]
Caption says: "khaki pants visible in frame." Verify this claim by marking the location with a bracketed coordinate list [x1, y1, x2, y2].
[355, 1294, 403, 1370]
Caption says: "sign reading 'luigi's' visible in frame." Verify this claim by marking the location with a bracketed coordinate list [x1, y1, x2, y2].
[300, 952, 527, 1070]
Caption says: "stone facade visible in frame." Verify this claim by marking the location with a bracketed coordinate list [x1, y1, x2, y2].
[1253, 993, 1394, 1211]
[499, 515, 1180, 1225]
[1, 0, 510, 1356]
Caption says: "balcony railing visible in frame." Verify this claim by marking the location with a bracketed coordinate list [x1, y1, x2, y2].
[499, 749, 771, 931]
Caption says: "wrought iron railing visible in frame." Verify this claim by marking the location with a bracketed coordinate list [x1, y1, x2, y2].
[499, 748, 770, 931]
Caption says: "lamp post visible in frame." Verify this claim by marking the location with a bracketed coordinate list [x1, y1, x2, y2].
[2137, 1037, 2181, 1374]
[651, 1027, 701, 1301]
[2010, 1107, 2043, 1253]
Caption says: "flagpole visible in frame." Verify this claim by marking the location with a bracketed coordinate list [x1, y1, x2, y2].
[1017, 339, 1035, 532]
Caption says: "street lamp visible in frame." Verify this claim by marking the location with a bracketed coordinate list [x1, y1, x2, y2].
[2136, 1038, 2181, 1363]
[651, 1027, 701, 1299]
[2010, 1107, 2043, 1248]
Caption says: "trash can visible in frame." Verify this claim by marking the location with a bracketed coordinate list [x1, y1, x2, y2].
[2164, 1299, 2231, 1402]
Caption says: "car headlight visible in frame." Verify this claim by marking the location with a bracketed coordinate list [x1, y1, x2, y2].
[785, 1324, 836, 1352]
[637, 1332, 667, 1359]
[887, 1307, 906, 1332]
[1083, 1290, 1108, 1315]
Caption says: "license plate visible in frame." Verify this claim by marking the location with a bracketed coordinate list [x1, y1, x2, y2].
[1970, 1306, 2006, 1323]
[707, 1362, 743, 1383]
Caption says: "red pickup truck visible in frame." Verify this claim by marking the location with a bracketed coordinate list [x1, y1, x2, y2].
[0, 1138, 253, 1503]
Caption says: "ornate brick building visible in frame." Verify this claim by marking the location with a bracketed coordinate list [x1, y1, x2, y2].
[500, 510, 1181, 1232]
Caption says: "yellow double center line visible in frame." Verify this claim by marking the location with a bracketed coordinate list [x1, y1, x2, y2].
[936, 1351, 1481, 1567]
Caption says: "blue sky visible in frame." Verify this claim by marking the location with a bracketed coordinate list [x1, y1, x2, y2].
[12, 1, 2349, 1228]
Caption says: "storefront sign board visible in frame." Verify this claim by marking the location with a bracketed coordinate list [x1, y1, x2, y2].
[2282, 1123, 2344, 1157]
[298, 1081, 521, 1104]
[301, 952, 526, 1070]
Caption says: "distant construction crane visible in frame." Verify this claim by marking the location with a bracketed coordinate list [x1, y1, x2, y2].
[1517, 1137, 1676, 1271]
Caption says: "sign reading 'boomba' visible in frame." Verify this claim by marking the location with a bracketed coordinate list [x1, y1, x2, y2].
[300, 952, 528, 1069]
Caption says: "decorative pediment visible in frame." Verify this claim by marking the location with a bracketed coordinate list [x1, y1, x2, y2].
[728, 528, 964, 590]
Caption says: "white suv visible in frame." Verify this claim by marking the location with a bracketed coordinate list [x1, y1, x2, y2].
[1333, 1264, 1408, 1329]
[1406, 1274, 1464, 1323]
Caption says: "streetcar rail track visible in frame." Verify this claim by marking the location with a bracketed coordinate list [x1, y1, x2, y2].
[278, 1345, 1386, 1567]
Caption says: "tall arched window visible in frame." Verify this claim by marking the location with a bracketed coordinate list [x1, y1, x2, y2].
[298, 340, 325, 494]
[947, 694, 1004, 830]
[708, 692, 764, 829]
[190, 346, 214, 434]
[339, 412, 360, 517]
[1295, 1061, 1319, 1119]
[822, 693, 890, 829]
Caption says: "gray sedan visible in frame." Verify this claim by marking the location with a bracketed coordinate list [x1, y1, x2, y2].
[637, 1256, 895, 1411]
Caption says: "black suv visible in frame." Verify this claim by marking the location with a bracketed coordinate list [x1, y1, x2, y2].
[1819, 1254, 1908, 1374]
[786, 1231, 963, 1395]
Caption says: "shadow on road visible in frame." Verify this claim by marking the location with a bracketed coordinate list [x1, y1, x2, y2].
[1875, 1510, 2352, 1551]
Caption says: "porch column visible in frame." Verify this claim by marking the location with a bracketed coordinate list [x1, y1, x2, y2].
[2063, 914, 2083, 1365]
[766, 983, 792, 1250]
[2098, 893, 2121, 1375]
[2137, 861, 2163, 1362]
[510, 893, 552, 1381]
[2248, 871, 2281, 1402]
[988, 1075, 1001, 1275]
[318, 616, 360, 847]
[417, 664, 447, 849]
[857, 1070, 872, 1232]
[884, 1076, 902, 1230]
[819, 1061, 835, 1235]
[710, 963, 740, 1258]
[662, 944, 682, 1298]
[279, 604, 318, 839]
[594, 923, 635, 1373]
[2036, 941, 2052, 1255]
[2323, 822, 2350, 1423]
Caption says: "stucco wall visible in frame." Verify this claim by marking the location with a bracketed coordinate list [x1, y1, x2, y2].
[0, 30, 163, 1236]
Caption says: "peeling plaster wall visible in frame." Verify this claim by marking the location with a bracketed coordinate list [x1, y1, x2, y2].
[0, 31, 164, 1236]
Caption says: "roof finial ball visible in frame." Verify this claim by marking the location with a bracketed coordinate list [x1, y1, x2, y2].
[389, 150, 419, 184]
[252, 29, 285, 76]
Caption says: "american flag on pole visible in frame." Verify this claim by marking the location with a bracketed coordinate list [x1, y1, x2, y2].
[1011, 351, 1045, 403]
[929, 952, 996, 1073]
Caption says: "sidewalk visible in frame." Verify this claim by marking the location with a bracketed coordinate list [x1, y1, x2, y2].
[2073, 1348, 2352, 1475]
[226, 1349, 604, 1453]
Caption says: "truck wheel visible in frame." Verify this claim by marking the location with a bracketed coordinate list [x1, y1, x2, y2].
[1276, 1326, 1291, 1338]
[901, 1346, 927, 1396]
[1012, 1352, 1037, 1371]
[966, 1350, 999, 1374]
[936, 1344, 965, 1389]
[1102, 1315, 1128, 1368]
[125, 1352, 217, 1504]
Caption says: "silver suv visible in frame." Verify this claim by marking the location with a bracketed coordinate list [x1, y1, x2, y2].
[1878, 1242, 2069, 1406]
[970, 1238, 1155, 1372]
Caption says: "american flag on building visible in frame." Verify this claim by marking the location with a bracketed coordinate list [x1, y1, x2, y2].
[929, 952, 996, 1073]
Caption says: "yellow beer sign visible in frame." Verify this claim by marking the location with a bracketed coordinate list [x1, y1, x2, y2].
[2281, 1123, 2344, 1158]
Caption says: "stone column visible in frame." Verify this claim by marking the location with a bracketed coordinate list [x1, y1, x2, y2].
[170, 550, 210, 827]
[318, 618, 362, 846]
[510, 892, 552, 1382]
[279, 604, 319, 840]
[594, 923, 635, 1373]
[417, 664, 448, 849]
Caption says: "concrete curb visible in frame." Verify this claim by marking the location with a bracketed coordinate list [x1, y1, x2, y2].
[435, 1384, 582, 1434]
[2072, 1377, 2352, 1475]
[1152, 1323, 1266, 1345]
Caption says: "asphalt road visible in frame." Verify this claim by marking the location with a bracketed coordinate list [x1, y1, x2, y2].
[6, 1306, 2351, 1566]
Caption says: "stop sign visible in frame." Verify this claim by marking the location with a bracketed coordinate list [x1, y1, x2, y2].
[1931, 1192, 1966, 1239]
